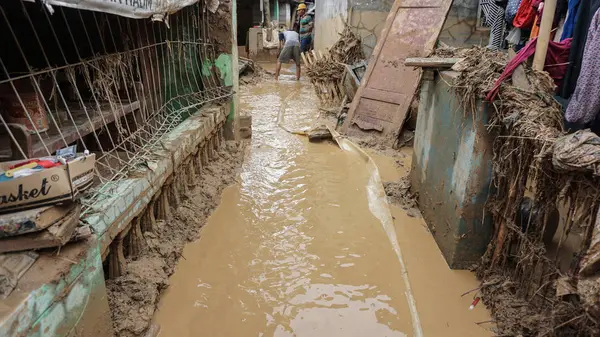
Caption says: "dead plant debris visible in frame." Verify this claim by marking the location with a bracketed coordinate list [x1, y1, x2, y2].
[304, 26, 363, 103]
[453, 46, 600, 336]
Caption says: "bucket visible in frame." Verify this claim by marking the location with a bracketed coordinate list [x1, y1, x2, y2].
[0, 90, 49, 134]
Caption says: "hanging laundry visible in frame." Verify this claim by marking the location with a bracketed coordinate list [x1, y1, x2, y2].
[529, 0, 543, 39]
[561, 0, 581, 41]
[555, 16, 567, 42]
[513, 0, 536, 28]
[506, 0, 523, 24]
[530, 16, 541, 39]
[529, 0, 568, 39]
[565, 9, 600, 124]
[486, 37, 572, 102]
[561, 0, 600, 99]
[481, 0, 507, 49]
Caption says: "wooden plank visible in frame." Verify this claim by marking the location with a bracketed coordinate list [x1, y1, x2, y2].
[301, 52, 309, 67]
[31, 101, 140, 158]
[305, 52, 314, 65]
[0, 204, 81, 254]
[404, 57, 463, 68]
[532, 0, 557, 70]
[0, 100, 140, 159]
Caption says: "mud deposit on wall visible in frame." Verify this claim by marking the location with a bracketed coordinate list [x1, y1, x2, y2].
[106, 141, 247, 337]
[208, 0, 233, 53]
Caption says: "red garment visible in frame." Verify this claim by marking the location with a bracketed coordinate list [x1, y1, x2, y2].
[533, 0, 544, 25]
[513, 0, 537, 28]
[486, 37, 572, 102]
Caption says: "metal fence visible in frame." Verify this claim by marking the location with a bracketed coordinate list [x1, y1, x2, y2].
[0, 1, 232, 215]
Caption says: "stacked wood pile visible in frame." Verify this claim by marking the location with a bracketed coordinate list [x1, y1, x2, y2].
[303, 27, 363, 104]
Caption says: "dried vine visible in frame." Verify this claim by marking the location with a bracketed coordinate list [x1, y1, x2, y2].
[453, 47, 600, 336]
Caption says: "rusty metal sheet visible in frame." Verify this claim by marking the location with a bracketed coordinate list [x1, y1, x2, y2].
[342, 0, 453, 145]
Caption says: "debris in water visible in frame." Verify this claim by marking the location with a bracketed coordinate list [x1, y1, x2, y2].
[239, 58, 269, 86]
[307, 125, 333, 143]
[383, 177, 418, 211]
[469, 297, 481, 310]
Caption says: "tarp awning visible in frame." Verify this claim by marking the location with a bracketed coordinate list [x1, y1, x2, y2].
[27, 0, 210, 19]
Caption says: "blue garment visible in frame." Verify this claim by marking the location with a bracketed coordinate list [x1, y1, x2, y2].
[505, 0, 522, 24]
[300, 35, 312, 53]
[561, 0, 581, 40]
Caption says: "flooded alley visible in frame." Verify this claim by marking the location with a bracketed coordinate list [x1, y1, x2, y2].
[2, 0, 598, 335]
[153, 68, 492, 337]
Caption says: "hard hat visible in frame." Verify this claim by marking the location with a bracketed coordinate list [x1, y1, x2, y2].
[297, 4, 307, 10]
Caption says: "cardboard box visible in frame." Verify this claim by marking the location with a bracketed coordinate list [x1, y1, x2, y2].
[0, 154, 95, 214]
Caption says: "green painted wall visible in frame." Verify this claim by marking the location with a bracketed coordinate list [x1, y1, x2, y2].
[229, 0, 239, 124]
[215, 54, 233, 87]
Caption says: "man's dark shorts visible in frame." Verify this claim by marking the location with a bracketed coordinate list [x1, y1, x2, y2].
[278, 45, 301, 65]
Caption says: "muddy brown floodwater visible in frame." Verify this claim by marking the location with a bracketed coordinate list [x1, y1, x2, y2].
[153, 65, 493, 337]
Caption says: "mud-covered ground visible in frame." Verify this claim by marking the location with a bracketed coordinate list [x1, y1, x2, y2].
[383, 177, 421, 218]
[106, 141, 247, 336]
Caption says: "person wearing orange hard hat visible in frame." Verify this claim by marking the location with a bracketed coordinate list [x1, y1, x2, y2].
[297, 3, 313, 53]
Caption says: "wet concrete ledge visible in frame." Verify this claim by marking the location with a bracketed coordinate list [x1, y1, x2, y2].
[89, 105, 228, 258]
[0, 104, 229, 337]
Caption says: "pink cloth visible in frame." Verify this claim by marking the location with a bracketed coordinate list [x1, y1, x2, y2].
[486, 37, 572, 102]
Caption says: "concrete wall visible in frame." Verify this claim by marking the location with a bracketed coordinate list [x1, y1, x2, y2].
[315, 0, 392, 59]
[348, 6, 390, 59]
[411, 71, 493, 269]
[315, 0, 486, 59]
[314, 0, 348, 53]
[0, 240, 113, 337]
[439, 0, 489, 47]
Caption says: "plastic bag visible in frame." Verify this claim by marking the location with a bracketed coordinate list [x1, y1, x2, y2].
[506, 27, 522, 45]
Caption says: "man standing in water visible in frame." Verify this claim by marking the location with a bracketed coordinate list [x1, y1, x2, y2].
[297, 3, 313, 53]
[275, 29, 301, 81]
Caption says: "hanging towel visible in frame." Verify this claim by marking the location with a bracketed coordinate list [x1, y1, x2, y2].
[561, 0, 581, 41]
[560, 0, 600, 98]
[513, 0, 536, 28]
[565, 9, 600, 124]
[486, 37, 572, 102]
[555, 16, 567, 42]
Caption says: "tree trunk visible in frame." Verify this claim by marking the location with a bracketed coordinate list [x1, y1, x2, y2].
[264, 0, 272, 42]
[264, 0, 272, 28]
